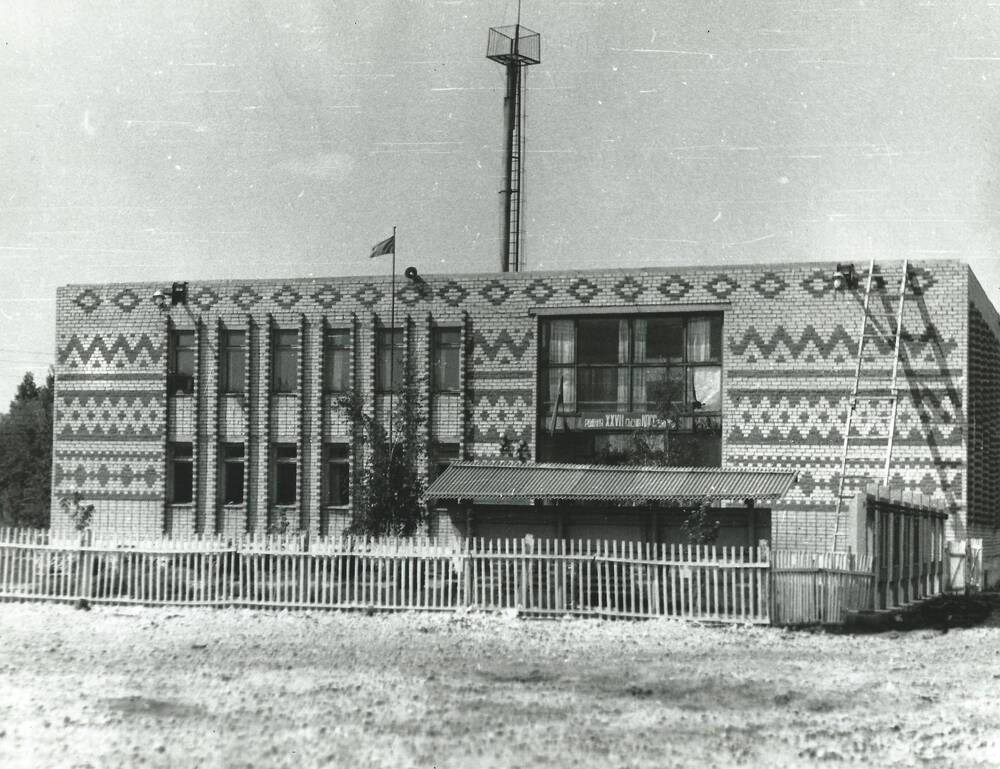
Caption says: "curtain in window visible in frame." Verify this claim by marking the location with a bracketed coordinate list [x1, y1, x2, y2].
[690, 367, 722, 412]
[548, 320, 575, 364]
[548, 369, 576, 410]
[687, 318, 712, 362]
[634, 319, 647, 362]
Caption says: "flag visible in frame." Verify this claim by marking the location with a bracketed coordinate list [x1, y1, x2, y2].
[369, 234, 395, 258]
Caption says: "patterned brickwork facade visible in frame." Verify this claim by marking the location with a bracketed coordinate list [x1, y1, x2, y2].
[50, 260, 996, 553]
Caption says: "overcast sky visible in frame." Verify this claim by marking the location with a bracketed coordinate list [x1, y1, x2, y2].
[3, 1, 1000, 403]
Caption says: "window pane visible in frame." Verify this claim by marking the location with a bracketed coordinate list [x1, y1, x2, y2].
[546, 368, 575, 410]
[274, 348, 298, 392]
[690, 367, 722, 412]
[578, 367, 627, 411]
[224, 443, 244, 459]
[224, 462, 244, 504]
[325, 348, 350, 392]
[276, 444, 297, 460]
[276, 330, 298, 348]
[545, 320, 575, 364]
[275, 463, 297, 505]
[436, 329, 460, 347]
[433, 346, 460, 392]
[224, 348, 245, 393]
[175, 330, 195, 350]
[687, 318, 714, 362]
[175, 349, 195, 377]
[171, 444, 193, 504]
[377, 330, 404, 392]
[636, 318, 683, 363]
[577, 319, 627, 364]
[632, 367, 685, 412]
[325, 445, 350, 507]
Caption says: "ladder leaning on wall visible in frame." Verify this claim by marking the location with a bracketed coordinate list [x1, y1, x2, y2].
[831, 257, 910, 552]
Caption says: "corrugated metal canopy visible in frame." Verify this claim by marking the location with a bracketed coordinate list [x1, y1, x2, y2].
[426, 462, 797, 503]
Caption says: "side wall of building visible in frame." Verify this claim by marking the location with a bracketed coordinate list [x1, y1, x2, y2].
[967, 268, 1000, 584]
[51, 260, 973, 552]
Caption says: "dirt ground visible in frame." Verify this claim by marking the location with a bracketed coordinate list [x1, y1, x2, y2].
[1, 601, 999, 769]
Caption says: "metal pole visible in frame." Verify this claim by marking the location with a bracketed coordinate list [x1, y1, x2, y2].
[389, 225, 396, 447]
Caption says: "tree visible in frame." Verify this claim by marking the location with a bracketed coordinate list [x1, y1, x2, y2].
[340, 350, 427, 538]
[0, 370, 54, 528]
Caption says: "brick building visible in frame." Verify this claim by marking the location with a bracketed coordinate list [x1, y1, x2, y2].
[50, 259, 1000, 572]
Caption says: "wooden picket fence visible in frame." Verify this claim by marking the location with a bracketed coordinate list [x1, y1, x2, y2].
[0, 528, 771, 623]
[771, 551, 875, 625]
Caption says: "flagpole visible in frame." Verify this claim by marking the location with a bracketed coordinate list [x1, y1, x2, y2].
[389, 225, 397, 448]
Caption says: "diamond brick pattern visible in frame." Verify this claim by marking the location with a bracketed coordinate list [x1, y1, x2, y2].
[73, 289, 102, 314]
[568, 277, 600, 304]
[439, 281, 469, 307]
[705, 274, 738, 301]
[751, 272, 788, 299]
[313, 284, 342, 309]
[232, 286, 262, 310]
[272, 285, 303, 309]
[524, 279, 555, 304]
[353, 283, 384, 308]
[613, 276, 644, 303]
[397, 281, 428, 306]
[909, 266, 937, 296]
[480, 279, 512, 306]
[657, 276, 692, 301]
[190, 287, 220, 312]
[801, 270, 832, 299]
[112, 288, 141, 313]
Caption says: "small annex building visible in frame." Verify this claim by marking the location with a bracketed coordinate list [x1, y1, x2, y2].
[49, 258, 1000, 579]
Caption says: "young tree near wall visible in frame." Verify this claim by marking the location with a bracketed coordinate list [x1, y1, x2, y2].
[0, 371, 54, 528]
[340, 355, 427, 538]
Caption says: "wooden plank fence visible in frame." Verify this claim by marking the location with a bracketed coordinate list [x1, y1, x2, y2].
[0, 529, 772, 623]
[771, 551, 875, 625]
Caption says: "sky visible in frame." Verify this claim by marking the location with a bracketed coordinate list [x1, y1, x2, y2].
[3, 0, 1000, 405]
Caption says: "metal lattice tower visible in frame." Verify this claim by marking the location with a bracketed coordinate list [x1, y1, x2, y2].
[487, 20, 540, 273]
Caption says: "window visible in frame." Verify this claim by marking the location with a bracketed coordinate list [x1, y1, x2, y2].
[169, 330, 196, 395]
[221, 443, 245, 504]
[272, 329, 299, 394]
[272, 444, 297, 506]
[432, 328, 461, 393]
[376, 328, 404, 393]
[431, 442, 461, 480]
[169, 443, 193, 504]
[324, 329, 351, 393]
[221, 330, 246, 394]
[539, 314, 723, 466]
[323, 444, 350, 506]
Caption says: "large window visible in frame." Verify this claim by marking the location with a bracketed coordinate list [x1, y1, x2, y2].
[539, 314, 723, 466]
[272, 444, 297, 506]
[323, 443, 350, 506]
[221, 330, 246, 394]
[221, 443, 245, 505]
[324, 329, 351, 393]
[432, 328, 461, 393]
[376, 328, 404, 393]
[169, 442, 193, 504]
[272, 329, 299, 394]
[168, 330, 196, 395]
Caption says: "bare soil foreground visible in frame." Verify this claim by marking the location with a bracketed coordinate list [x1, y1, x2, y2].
[1, 601, 999, 769]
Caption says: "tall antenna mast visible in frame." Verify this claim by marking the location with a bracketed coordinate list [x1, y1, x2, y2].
[486, 9, 540, 272]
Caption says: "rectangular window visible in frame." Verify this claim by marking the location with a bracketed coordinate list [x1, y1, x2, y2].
[272, 329, 299, 394]
[432, 328, 461, 393]
[539, 313, 723, 467]
[169, 330, 196, 395]
[272, 444, 297, 506]
[221, 443, 245, 505]
[323, 444, 350, 506]
[324, 329, 351, 393]
[169, 442, 193, 504]
[221, 330, 246, 394]
[376, 328, 404, 393]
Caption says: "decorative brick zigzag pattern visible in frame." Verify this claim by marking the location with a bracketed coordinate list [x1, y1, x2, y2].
[58, 334, 163, 367]
[729, 325, 958, 362]
[472, 330, 533, 364]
